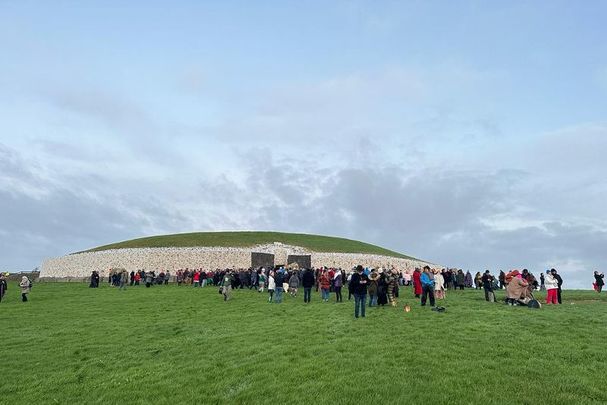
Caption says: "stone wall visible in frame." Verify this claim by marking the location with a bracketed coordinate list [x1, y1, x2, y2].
[40, 243, 435, 278]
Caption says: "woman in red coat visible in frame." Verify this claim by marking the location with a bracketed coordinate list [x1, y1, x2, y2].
[412, 268, 422, 298]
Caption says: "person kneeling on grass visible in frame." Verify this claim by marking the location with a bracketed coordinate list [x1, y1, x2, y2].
[420, 266, 435, 307]
[505, 270, 530, 306]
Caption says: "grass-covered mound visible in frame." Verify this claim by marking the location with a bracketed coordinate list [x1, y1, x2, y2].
[1, 283, 605, 403]
[83, 231, 417, 259]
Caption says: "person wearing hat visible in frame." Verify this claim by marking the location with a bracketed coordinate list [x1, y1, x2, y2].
[367, 270, 379, 307]
[350, 265, 369, 318]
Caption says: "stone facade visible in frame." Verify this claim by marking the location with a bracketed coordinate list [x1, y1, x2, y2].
[40, 242, 434, 278]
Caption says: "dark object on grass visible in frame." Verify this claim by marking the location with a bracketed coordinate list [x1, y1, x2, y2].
[527, 299, 542, 309]
[431, 306, 446, 312]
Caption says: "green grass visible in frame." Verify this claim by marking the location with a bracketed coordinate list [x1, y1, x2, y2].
[1, 283, 606, 404]
[81, 231, 417, 259]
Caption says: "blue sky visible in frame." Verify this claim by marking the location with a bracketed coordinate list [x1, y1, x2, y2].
[1, 1, 606, 287]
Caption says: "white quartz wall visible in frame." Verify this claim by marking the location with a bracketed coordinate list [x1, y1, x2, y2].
[40, 243, 434, 278]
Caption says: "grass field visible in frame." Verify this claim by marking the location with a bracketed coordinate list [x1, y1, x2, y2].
[1, 283, 606, 404]
[82, 231, 417, 260]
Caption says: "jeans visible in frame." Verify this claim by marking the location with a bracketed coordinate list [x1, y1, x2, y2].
[22, 293, 28, 302]
[304, 287, 312, 303]
[421, 285, 435, 306]
[368, 294, 377, 307]
[275, 287, 283, 303]
[354, 293, 366, 318]
[321, 288, 330, 301]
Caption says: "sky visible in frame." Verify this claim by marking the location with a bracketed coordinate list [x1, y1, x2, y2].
[1, 1, 606, 288]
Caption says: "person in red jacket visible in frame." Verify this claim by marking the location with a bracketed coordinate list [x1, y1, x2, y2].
[319, 270, 331, 302]
[412, 268, 422, 298]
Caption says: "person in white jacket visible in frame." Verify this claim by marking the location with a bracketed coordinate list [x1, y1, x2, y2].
[433, 270, 445, 299]
[267, 271, 276, 303]
[544, 270, 559, 304]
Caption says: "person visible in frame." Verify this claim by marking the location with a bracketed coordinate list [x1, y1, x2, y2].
[302, 268, 314, 303]
[505, 270, 529, 305]
[368, 270, 379, 307]
[258, 270, 266, 293]
[434, 269, 445, 300]
[119, 270, 128, 290]
[544, 270, 559, 305]
[419, 266, 435, 307]
[594, 271, 604, 293]
[456, 270, 465, 290]
[539, 272, 545, 291]
[350, 265, 368, 318]
[20, 275, 31, 302]
[0, 273, 7, 303]
[274, 268, 285, 304]
[377, 271, 388, 306]
[165, 271, 170, 285]
[386, 269, 399, 307]
[221, 270, 233, 301]
[498, 270, 505, 289]
[465, 271, 473, 288]
[412, 268, 422, 298]
[134, 271, 141, 286]
[333, 269, 343, 303]
[267, 271, 276, 303]
[193, 271, 200, 287]
[550, 269, 563, 304]
[481, 270, 495, 302]
[288, 271, 299, 297]
[474, 272, 483, 290]
[319, 270, 331, 302]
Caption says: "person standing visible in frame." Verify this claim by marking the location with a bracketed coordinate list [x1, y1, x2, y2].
[0, 273, 7, 303]
[539, 272, 545, 291]
[221, 270, 233, 301]
[267, 271, 275, 303]
[412, 268, 422, 298]
[367, 270, 379, 306]
[119, 270, 128, 290]
[258, 269, 266, 293]
[420, 266, 435, 307]
[20, 275, 31, 302]
[350, 265, 369, 318]
[319, 270, 331, 302]
[434, 269, 445, 300]
[333, 270, 343, 303]
[481, 270, 495, 302]
[288, 271, 300, 297]
[594, 271, 604, 293]
[551, 269, 563, 304]
[302, 268, 314, 303]
[274, 268, 285, 304]
[474, 272, 483, 290]
[544, 270, 558, 305]
[498, 270, 505, 289]
[456, 270, 465, 290]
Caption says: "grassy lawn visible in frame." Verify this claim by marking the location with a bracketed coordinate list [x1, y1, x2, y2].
[1, 283, 606, 404]
[82, 231, 417, 259]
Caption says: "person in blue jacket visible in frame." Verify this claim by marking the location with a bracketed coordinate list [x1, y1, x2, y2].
[420, 266, 436, 307]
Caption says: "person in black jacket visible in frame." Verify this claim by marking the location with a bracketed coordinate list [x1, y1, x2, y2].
[350, 265, 369, 318]
[302, 268, 315, 303]
[481, 270, 495, 302]
[0, 273, 7, 302]
[594, 271, 604, 293]
[551, 269, 563, 304]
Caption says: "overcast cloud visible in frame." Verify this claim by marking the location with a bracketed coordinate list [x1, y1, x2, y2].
[1, 1, 606, 288]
